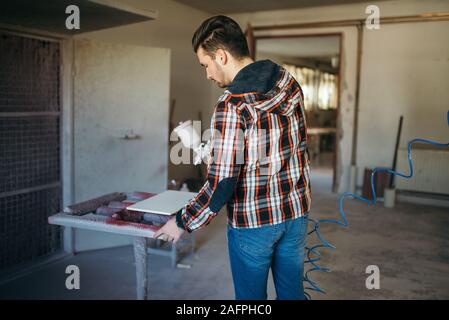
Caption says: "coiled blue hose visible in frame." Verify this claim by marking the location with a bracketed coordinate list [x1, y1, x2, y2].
[303, 111, 449, 299]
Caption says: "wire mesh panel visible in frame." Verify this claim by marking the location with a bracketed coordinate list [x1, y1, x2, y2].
[0, 188, 61, 270]
[0, 33, 60, 113]
[0, 33, 61, 271]
[0, 117, 60, 194]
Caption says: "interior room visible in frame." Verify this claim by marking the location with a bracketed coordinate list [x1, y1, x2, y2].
[0, 0, 448, 300]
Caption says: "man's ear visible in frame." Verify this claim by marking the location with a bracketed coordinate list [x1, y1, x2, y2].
[215, 48, 228, 66]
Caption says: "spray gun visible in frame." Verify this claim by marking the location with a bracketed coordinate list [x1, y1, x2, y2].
[173, 120, 211, 165]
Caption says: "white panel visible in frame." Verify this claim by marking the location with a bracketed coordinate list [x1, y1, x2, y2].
[127, 190, 196, 215]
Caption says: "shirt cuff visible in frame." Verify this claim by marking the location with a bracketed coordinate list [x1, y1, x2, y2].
[175, 208, 191, 233]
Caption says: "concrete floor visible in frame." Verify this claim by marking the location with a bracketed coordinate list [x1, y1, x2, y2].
[1, 158, 448, 299]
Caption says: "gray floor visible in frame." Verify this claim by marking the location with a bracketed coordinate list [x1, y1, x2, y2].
[1, 160, 448, 299]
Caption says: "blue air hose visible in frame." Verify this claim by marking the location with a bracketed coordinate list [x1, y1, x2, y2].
[303, 111, 449, 299]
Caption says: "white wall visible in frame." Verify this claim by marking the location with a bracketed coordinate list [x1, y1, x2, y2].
[76, 0, 213, 185]
[357, 21, 449, 186]
[228, 0, 449, 193]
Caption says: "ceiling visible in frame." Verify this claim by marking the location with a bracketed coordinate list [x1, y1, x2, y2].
[0, 0, 156, 36]
[174, 0, 392, 14]
[257, 36, 340, 58]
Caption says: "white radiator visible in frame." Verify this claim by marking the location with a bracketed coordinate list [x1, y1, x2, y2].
[396, 146, 449, 195]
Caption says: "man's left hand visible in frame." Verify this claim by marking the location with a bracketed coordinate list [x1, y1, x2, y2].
[153, 217, 185, 243]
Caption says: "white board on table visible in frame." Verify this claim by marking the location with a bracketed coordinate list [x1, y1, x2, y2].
[126, 190, 197, 215]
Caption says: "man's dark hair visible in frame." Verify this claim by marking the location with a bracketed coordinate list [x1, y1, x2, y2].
[192, 15, 250, 59]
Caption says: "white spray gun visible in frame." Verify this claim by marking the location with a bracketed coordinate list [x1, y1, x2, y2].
[173, 120, 211, 165]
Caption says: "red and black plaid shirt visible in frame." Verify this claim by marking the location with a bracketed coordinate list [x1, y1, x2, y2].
[176, 60, 311, 232]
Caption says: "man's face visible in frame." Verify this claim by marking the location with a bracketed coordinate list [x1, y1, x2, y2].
[196, 47, 227, 88]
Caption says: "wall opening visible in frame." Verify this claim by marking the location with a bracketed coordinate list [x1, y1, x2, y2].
[255, 34, 342, 192]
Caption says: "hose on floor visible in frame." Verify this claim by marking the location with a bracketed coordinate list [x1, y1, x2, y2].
[303, 110, 449, 299]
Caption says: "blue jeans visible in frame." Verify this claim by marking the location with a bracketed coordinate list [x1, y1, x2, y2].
[227, 215, 309, 300]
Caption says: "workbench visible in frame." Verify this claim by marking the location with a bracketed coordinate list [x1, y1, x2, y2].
[48, 212, 181, 300]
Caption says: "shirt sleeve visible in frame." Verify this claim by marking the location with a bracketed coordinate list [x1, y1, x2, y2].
[175, 99, 245, 232]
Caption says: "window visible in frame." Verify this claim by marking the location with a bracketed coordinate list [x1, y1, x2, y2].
[283, 64, 338, 110]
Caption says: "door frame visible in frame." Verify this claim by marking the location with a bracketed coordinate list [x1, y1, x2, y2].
[248, 31, 343, 191]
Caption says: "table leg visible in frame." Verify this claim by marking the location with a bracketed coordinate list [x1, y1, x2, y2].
[133, 236, 148, 300]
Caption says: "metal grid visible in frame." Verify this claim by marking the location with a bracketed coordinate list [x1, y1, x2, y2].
[0, 117, 60, 194]
[0, 188, 61, 270]
[0, 33, 62, 271]
[0, 33, 60, 113]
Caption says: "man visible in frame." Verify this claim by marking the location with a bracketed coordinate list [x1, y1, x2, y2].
[154, 15, 311, 300]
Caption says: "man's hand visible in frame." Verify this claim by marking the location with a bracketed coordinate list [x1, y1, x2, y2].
[153, 217, 185, 243]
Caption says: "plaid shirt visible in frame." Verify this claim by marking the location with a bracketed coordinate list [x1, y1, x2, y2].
[176, 60, 311, 232]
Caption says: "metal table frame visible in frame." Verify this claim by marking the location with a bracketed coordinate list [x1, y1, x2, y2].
[48, 213, 156, 299]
